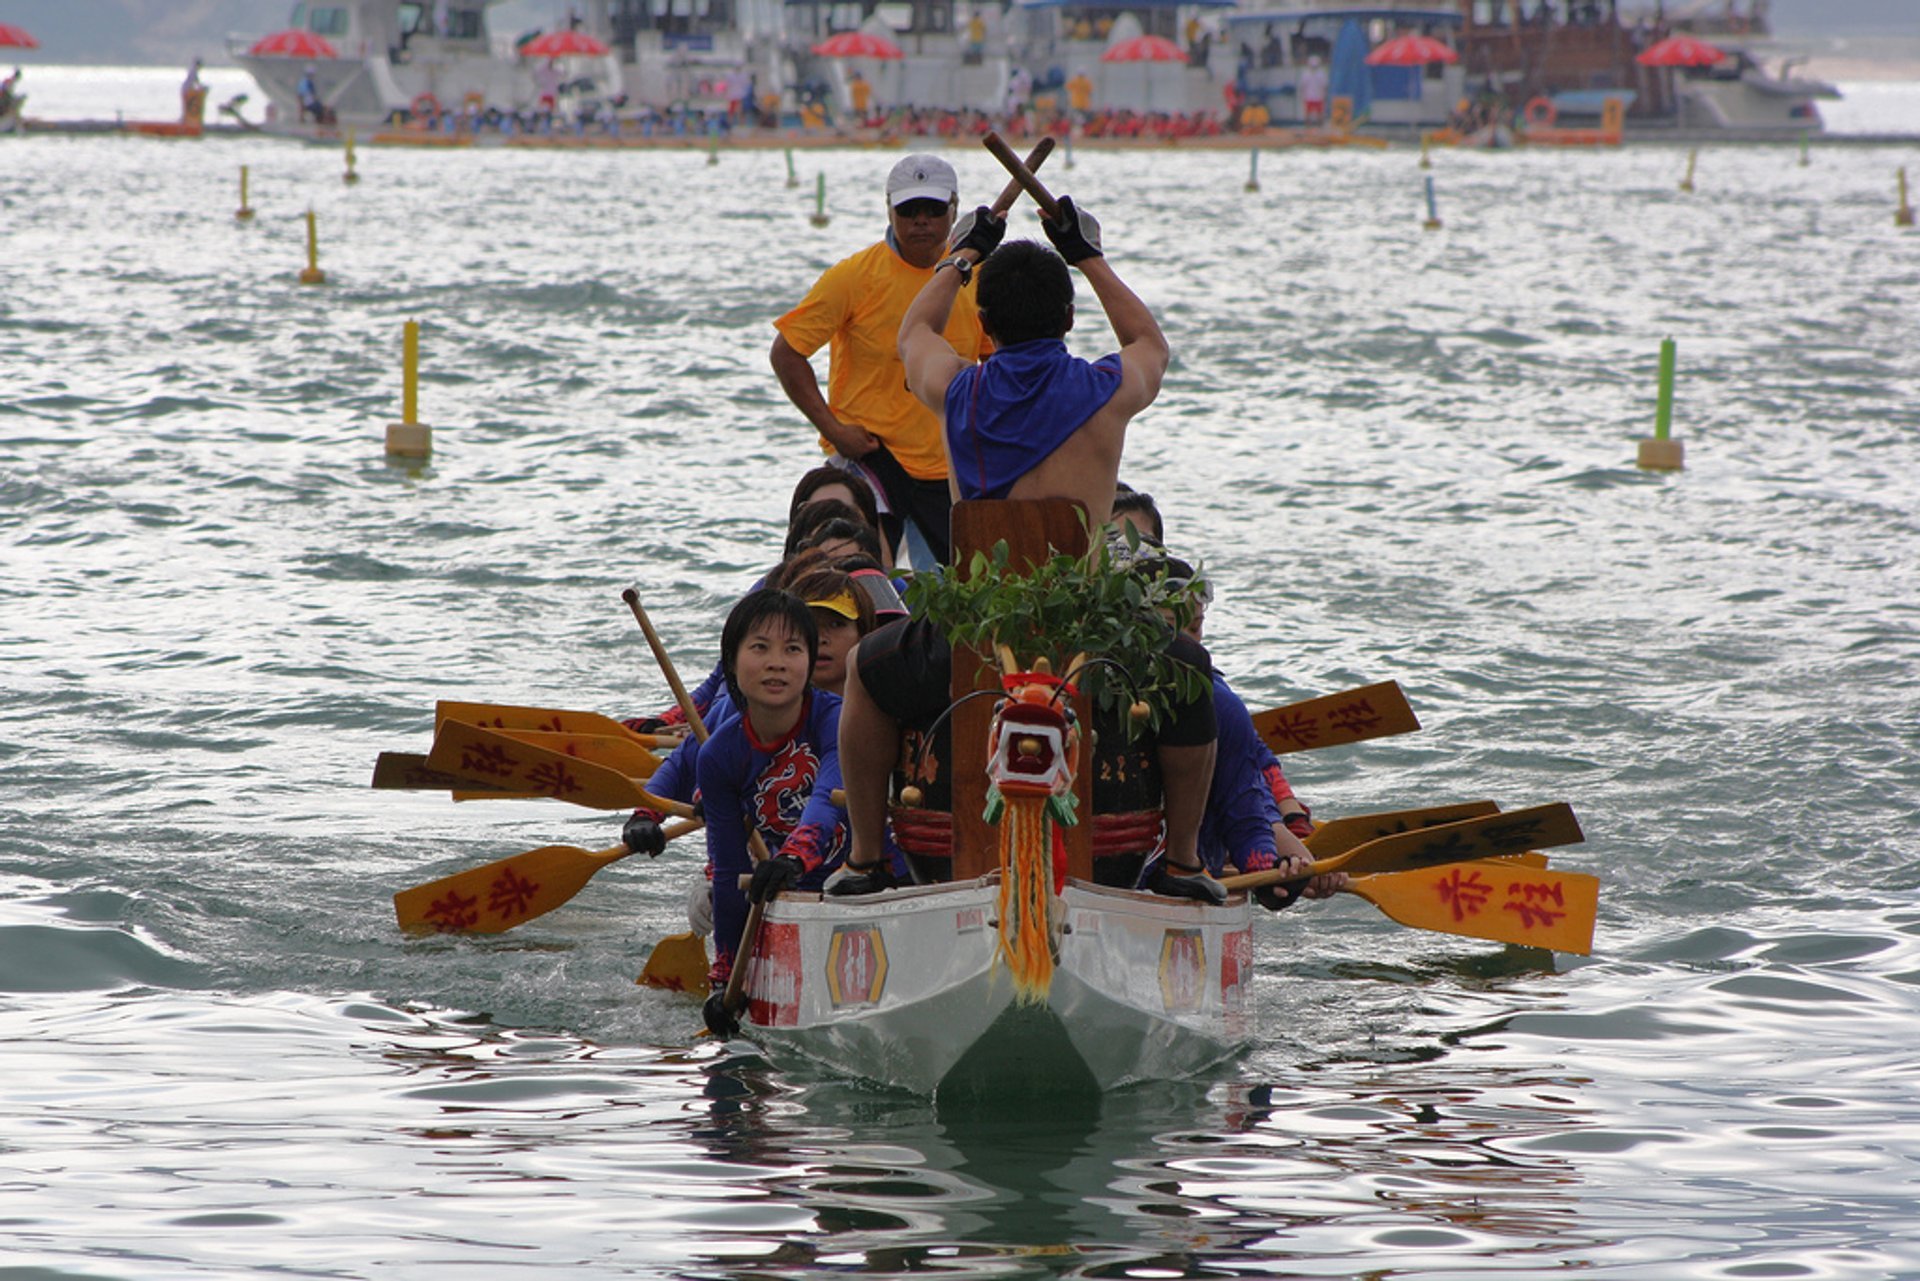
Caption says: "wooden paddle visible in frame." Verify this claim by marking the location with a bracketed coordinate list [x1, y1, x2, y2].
[1220, 802, 1583, 888]
[623, 585, 772, 1024]
[435, 700, 682, 748]
[372, 752, 522, 795]
[1251, 680, 1420, 757]
[1303, 800, 1501, 857]
[637, 931, 710, 994]
[983, 131, 1062, 219]
[1344, 859, 1598, 954]
[426, 719, 695, 814]
[393, 817, 701, 935]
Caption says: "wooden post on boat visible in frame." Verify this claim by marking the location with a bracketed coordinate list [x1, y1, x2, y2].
[1637, 336, 1684, 471]
[1897, 168, 1915, 228]
[298, 207, 325, 285]
[236, 165, 255, 222]
[385, 321, 432, 459]
[946, 500, 1094, 882]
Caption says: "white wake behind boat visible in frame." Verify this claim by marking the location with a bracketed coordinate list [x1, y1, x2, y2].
[741, 876, 1252, 1095]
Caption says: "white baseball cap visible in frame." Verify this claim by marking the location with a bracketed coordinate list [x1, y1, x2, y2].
[886, 154, 958, 207]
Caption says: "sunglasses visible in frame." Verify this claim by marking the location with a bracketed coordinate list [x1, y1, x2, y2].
[892, 199, 951, 221]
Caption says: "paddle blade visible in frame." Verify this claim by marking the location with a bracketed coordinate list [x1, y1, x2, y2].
[435, 700, 682, 748]
[491, 729, 663, 781]
[373, 752, 517, 793]
[1305, 801, 1501, 858]
[394, 843, 631, 934]
[1329, 802, 1583, 877]
[638, 932, 710, 994]
[1252, 680, 1419, 756]
[1347, 860, 1598, 954]
[426, 720, 652, 811]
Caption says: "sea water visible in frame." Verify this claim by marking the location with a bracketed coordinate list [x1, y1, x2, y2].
[3, 107, 1920, 1278]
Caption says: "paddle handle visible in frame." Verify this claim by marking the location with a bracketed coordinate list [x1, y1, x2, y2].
[722, 900, 764, 1013]
[1220, 858, 1346, 892]
[988, 137, 1055, 217]
[623, 586, 709, 747]
[982, 132, 1061, 220]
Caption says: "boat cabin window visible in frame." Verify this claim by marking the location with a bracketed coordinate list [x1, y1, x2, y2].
[442, 8, 484, 39]
[398, 3, 426, 35]
[302, 6, 350, 36]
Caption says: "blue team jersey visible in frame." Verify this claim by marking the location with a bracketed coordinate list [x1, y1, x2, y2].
[696, 690, 849, 974]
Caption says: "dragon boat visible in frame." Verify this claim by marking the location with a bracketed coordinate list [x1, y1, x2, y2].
[386, 498, 1596, 1098]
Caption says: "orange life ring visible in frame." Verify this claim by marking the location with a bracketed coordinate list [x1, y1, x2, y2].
[1524, 96, 1557, 128]
[411, 92, 441, 120]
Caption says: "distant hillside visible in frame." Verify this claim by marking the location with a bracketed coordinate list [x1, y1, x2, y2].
[0, 0, 1910, 65]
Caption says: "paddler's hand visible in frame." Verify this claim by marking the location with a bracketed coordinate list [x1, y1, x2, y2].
[747, 853, 805, 903]
[621, 813, 667, 858]
[948, 205, 1005, 261]
[1042, 195, 1103, 265]
[823, 418, 880, 459]
[1251, 854, 1347, 911]
[702, 992, 739, 1038]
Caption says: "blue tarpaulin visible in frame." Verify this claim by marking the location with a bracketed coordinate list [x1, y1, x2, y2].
[1329, 18, 1371, 118]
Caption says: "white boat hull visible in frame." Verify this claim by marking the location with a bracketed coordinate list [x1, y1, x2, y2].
[740, 877, 1253, 1095]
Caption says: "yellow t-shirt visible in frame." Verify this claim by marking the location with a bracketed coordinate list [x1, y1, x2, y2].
[1067, 73, 1093, 112]
[774, 240, 991, 481]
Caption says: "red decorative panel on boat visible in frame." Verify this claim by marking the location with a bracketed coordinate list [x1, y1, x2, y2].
[1220, 925, 1253, 1011]
[748, 922, 802, 1027]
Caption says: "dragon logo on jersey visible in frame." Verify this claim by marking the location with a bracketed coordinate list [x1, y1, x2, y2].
[751, 739, 819, 837]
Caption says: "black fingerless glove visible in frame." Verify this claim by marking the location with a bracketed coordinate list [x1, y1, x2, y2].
[702, 991, 739, 1038]
[948, 205, 1006, 261]
[747, 853, 805, 903]
[621, 813, 666, 857]
[1254, 881, 1304, 913]
[1042, 195, 1104, 264]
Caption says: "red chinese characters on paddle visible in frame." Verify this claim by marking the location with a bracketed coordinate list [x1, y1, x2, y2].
[1430, 866, 1570, 934]
[487, 868, 540, 920]
[424, 889, 481, 932]
[458, 742, 519, 778]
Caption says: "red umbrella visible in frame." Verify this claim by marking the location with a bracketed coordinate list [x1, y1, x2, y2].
[1365, 34, 1458, 67]
[0, 23, 40, 49]
[1101, 34, 1186, 63]
[1636, 34, 1725, 67]
[811, 31, 904, 59]
[518, 30, 611, 58]
[249, 29, 341, 59]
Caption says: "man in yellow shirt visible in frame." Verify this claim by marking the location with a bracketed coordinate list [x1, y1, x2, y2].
[770, 155, 990, 568]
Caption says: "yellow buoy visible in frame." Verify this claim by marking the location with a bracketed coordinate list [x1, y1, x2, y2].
[298, 207, 325, 285]
[343, 129, 360, 185]
[236, 165, 256, 222]
[385, 320, 432, 459]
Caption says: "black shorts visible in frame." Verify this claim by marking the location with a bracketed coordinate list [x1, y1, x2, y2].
[854, 617, 952, 731]
[855, 618, 1214, 746]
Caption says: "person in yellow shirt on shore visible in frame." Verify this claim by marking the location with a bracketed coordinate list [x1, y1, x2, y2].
[848, 70, 873, 118]
[1240, 98, 1270, 133]
[770, 155, 991, 568]
[1066, 69, 1093, 121]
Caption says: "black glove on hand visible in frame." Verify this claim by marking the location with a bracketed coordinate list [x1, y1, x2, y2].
[702, 991, 740, 1039]
[1148, 864, 1227, 905]
[948, 205, 1006, 261]
[747, 853, 805, 903]
[824, 859, 896, 898]
[1042, 195, 1103, 264]
[621, 813, 666, 857]
[1254, 880, 1305, 913]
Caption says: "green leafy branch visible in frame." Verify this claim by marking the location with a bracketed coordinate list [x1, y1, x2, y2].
[903, 530, 1210, 733]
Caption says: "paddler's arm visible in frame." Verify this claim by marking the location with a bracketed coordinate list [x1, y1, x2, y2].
[1076, 256, 1169, 415]
[897, 253, 978, 414]
[770, 333, 879, 458]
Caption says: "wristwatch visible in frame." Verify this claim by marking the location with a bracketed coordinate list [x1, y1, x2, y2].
[936, 255, 973, 285]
